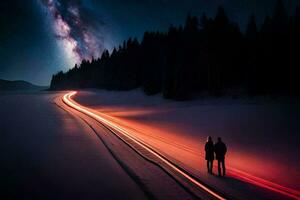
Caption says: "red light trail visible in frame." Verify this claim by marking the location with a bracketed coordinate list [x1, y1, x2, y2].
[62, 91, 300, 200]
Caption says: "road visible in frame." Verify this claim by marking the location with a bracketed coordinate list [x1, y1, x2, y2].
[1, 91, 299, 199]
[0, 92, 147, 200]
[60, 91, 300, 200]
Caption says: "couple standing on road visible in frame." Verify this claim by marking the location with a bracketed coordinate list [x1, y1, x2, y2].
[205, 136, 227, 176]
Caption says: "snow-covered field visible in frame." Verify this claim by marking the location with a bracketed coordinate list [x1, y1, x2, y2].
[75, 89, 300, 192]
[1, 90, 298, 199]
[0, 92, 146, 199]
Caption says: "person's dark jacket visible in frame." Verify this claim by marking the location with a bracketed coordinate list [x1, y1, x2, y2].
[214, 141, 227, 160]
[205, 141, 214, 160]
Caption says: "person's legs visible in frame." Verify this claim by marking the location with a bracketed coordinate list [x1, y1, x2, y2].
[218, 160, 221, 176]
[222, 159, 226, 176]
[207, 160, 213, 174]
[210, 160, 214, 174]
[207, 160, 210, 173]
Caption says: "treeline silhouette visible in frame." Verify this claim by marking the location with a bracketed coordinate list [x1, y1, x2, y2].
[50, 0, 300, 100]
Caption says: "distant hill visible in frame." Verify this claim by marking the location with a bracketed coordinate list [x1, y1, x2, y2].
[0, 79, 47, 91]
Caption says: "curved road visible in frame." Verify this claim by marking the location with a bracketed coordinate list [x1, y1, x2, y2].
[60, 91, 300, 200]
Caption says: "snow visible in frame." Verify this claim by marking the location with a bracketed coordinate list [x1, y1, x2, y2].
[0, 92, 146, 199]
[74, 89, 300, 192]
[2, 90, 298, 199]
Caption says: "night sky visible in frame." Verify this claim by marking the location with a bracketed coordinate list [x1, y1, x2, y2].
[0, 0, 299, 85]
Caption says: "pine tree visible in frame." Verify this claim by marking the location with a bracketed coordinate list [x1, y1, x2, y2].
[273, 0, 288, 31]
[246, 14, 257, 40]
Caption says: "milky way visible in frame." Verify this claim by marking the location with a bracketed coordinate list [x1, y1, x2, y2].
[41, 0, 105, 64]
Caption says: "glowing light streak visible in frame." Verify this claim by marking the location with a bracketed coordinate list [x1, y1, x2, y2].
[62, 91, 300, 200]
[228, 168, 300, 200]
[63, 91, 226, 200]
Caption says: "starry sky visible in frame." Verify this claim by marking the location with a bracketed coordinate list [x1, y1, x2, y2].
[0, 0, 299, 85]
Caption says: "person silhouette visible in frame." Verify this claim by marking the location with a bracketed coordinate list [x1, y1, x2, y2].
[214, 137, 227, 176]
[205, 136, 214, 174]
